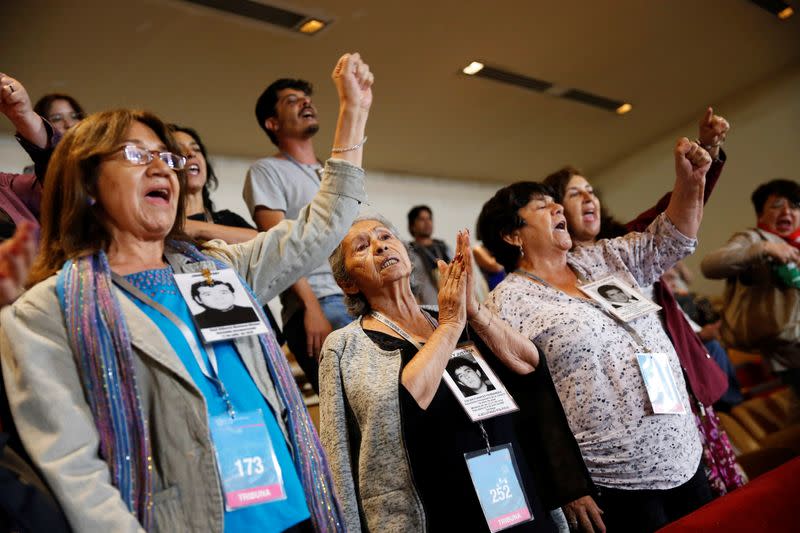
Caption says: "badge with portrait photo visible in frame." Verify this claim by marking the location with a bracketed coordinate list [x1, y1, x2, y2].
[465, 444, 534, 532]
[174, 268, 269, 343]
[442, 343, 519, 422]
[636, 352, 687, 415]
[578, 275, 661, 323]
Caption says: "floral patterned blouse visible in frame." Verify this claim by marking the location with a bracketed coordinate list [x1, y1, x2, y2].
[487, 213, 702, 490]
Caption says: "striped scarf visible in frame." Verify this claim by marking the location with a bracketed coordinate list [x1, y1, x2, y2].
[56, 244, 345, 531]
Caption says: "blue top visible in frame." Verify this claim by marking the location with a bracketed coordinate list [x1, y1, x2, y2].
[122, 267, 309, 532]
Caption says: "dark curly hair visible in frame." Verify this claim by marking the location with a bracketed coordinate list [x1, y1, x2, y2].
[476, 182, 554, 272]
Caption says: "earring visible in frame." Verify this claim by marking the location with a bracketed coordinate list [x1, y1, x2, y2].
[519, 244, 524, 258]
[87, 196, 96, 207]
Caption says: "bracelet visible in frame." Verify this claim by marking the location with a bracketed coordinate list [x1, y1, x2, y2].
[695, 138, 721, 151]
[331, 136, 368, 153]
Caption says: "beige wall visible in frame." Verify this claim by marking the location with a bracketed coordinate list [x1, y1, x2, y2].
[592, 63, 800, 298]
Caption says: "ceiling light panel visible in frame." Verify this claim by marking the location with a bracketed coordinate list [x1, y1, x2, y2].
[182, 0, 331, 34]
[460, 62, 630, 114]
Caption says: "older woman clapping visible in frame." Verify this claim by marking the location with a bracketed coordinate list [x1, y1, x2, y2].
[0, 53, 372, 533]
[319, 217, 599, 533]
[479, 139, 714, 533]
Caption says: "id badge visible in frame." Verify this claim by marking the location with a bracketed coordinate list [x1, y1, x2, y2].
[173, 267, 270, 343]
[442, 343, 519, 422]
[578, 275, 661, 322]
[636, 352, 687, 415]
[465, 444, 534, 532]
[209, 410, 287, 510]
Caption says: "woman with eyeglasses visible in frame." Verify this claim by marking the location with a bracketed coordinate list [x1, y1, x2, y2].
[0, 52, 372, 532]
[33, 93, 85, 136]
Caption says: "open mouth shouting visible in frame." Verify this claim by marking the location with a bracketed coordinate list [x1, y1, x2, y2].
[144, 184, 171, 205]
[776, 216, 795, 234]
[380, 256, 400, 270]
[186, 162, 201, 177]
[300, 105, 317, 120]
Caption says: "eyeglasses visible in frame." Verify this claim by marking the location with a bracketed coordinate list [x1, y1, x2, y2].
[117, 145, 186, 170]
[47, 111, 84, 124]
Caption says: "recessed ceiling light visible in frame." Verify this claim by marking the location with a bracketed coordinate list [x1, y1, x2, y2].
[749, 0, 794, 19]
[462, 61, 485, 75]
[298, 18, 326, 34]
[616, 103, 633, 115]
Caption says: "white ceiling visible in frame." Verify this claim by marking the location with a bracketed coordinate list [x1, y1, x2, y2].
[2, 0, 799, 182]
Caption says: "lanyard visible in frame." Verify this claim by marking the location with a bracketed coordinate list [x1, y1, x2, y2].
[369, 310, 438, 349]
[514, 269, 650, 352]
[370, 310, 493, 453]
[112, 272, 238, 418]
[280, 151, 323, 187]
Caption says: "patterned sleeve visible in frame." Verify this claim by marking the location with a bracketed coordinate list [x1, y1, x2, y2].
[595, 212, 697, 287]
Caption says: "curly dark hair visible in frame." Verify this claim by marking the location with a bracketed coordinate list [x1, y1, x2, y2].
[254, 78, 314, 146]
[476, 182, 554, 272]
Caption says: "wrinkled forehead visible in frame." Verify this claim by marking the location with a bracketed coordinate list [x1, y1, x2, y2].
[347, 219, 393, 239]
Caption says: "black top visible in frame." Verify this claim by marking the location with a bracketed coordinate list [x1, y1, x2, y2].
[363, 315, 591, 532]
[194, 305, 260, 330]
[187, 209, 254, 229]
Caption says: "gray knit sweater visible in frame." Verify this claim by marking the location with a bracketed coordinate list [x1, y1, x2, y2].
[319, 318, 426, 532]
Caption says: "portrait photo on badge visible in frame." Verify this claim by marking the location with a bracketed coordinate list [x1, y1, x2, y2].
[578, 275, 661, 323]
[442, 344, 519, 422]
[174, 268, 270, 342]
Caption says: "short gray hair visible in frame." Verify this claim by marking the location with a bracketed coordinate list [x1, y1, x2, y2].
[329, 213, 411, 317]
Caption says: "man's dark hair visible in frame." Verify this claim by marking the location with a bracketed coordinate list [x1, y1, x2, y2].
[254, 78, 314, 146]
[597, 284, 625, 300]
[476, 182, 554, 272]
[407, 205, 433, 236]
[449, 356, 482, 376]
[191, 279, 236, 304]
[751, 179, 800, 216]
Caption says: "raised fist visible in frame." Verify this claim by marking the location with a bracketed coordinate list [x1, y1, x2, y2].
[674, 137, 712, 187]
[0, 73, 35, 125]
[698, 107, 729, 157]
[332, 53, 373, 113]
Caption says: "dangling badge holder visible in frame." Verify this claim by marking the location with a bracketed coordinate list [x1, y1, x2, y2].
[464, 426, 534, 532]
[209, 409, 288, 511]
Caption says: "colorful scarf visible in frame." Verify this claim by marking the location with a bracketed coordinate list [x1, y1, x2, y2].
[758, 222, 800, 250]
[56, 243, 345, 531]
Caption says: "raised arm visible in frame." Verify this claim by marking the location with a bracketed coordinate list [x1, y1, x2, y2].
[625, 108, 729, 233]
[0, 74, 59, 180]
[664, 138, 711, 239]
[205, 53, 372, 303]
